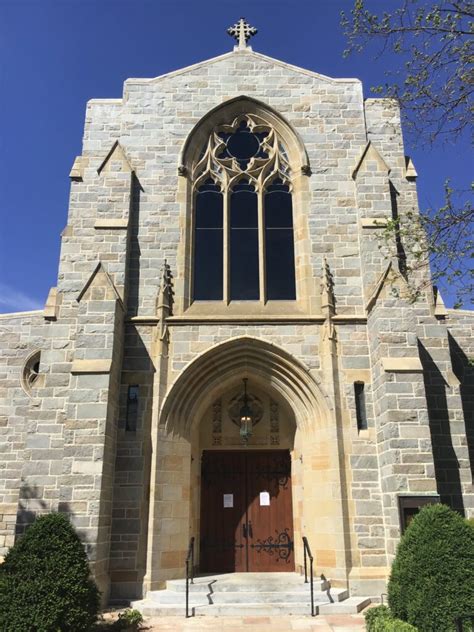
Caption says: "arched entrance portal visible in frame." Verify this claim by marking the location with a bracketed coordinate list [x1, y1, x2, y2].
[195, 381, 296, 573]
[144, 337, 349, 593]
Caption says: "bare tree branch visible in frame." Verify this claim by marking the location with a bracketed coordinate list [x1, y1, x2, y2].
[341, 0, 473, 307]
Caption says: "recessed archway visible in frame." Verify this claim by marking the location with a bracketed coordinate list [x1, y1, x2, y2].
[160, 336, 332, 437]
[143, 336, 350, 592]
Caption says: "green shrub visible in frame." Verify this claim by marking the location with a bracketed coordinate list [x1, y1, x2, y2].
[388, 503, 474, 632]
[383, 620, 417, 632]
[0, 512, 100, 632]
[114, 608, 143, 630]
[365, 605, 391, 631]
[365, 605, 417, 632]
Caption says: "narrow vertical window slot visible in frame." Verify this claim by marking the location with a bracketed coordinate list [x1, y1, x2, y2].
[126, 385, 139, 432]
[354, 382, 368, 431]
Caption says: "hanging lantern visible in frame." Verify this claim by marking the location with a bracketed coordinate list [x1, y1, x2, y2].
[239, 378, 253, 442]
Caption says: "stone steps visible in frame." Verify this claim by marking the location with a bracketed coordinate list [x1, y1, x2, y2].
[131, 572, 371, 617]
[136, 603, 342, 617]
[148, 589, 348, 605]
[165, 572, 325, 592]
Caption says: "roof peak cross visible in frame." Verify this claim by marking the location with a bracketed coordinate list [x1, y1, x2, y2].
[227, 18, 257, 51]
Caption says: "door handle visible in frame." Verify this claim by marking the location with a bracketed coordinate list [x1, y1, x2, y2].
[248, 520, 253, 538]
[243, 523, 247, 538]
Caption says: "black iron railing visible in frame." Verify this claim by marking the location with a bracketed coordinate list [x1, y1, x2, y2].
[455, 615, 474, 632]
[302, 536, 315, 616]
[185, 536, 195, 618]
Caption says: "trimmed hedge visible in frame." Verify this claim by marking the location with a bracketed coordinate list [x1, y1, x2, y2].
[365, 604, 418, 631]
[0, 512, 100, 632]
[388, 504, 474, 632]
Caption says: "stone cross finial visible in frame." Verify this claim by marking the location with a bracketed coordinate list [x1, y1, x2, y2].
[227, 18, 257, 50]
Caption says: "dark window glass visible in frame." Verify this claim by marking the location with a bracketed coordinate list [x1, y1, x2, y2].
[398, 496, 440, 533]
[126, 385, 139, 431]
[231, 182, 258, 227]
[354, 382, 367, 431]
[264, 181, 296, 300]
[227, 128, 259, 161]
[218, 121, 268, 169]
[230, 182, 259, 300]
[194, 181, 223, 300]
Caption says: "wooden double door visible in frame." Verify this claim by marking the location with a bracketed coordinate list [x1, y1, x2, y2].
[200, 450, 294, 573]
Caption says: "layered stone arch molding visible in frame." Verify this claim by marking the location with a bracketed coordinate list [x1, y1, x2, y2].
[179, 96, 310, 177]
[159, 336, 333, 437]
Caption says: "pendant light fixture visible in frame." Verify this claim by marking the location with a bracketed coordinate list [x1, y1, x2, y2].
[239, 378, 253, 442]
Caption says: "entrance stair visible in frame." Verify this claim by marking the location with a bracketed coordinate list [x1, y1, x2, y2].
[132, 572, 371, 617]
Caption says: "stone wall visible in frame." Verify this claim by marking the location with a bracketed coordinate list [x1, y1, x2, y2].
[1, 47, 473, 603]
[0, 310, 46, 559]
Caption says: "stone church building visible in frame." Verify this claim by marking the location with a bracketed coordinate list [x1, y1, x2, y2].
[1, 20, 473, 607]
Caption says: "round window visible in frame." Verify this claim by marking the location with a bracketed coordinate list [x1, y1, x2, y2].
[21, 350, 42, 396]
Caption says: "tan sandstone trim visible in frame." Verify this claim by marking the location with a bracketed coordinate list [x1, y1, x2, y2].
[381, 357, 423, 372]
[360, 218, 388, 228]
[94, 219, 129, 229]
[71, 359, 112, 374]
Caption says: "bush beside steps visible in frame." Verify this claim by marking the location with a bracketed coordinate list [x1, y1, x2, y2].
[0, 512, 100, 632]
[365, 605, 417, 631]
[388, 504, 474, 632]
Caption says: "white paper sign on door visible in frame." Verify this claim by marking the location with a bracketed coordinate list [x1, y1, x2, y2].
[223, 493, 233, 508]
[260, 491, 270, 506]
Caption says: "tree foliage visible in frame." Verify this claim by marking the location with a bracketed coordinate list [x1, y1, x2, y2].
[388, 504, 474, 631]
[342, 0, 473, 141]
[342, 1, 473, 307]
[384, 181, 473, 307]
[0, 512, 100, 632]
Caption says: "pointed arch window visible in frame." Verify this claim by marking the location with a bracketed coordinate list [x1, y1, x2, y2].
[192, 116, 296, 302]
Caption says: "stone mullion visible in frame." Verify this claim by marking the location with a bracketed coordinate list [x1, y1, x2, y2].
[223, 188, 230, 304]
[258, 187, 266, 303]
[190, 188, 197, 303]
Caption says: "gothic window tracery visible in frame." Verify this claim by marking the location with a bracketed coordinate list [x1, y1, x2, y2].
[192, 115, 296, 302]
[20, 350, 42, 396]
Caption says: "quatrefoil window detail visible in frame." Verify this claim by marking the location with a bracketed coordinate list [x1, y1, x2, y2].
[217, 120, 269, 169]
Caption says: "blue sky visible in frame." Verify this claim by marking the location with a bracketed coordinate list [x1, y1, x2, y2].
[0, 0, 471, 312]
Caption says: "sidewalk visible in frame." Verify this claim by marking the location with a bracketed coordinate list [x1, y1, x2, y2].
[142, 614, 366, 631]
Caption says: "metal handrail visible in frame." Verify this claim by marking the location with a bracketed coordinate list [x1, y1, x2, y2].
[455, 615, 474, 632]
[302, 536, 315, 616]
[185, 536, 195, 618]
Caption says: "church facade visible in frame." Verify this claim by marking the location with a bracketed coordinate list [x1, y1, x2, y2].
[1, 22, 473, 605]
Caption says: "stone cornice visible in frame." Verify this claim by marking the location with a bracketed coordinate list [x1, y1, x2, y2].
[127, 314, 367, 326]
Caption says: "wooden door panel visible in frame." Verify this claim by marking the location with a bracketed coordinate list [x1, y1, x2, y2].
[246, 451, 294, 572]
[200, 451, 246, 573]
[200, 450, 294, 573]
